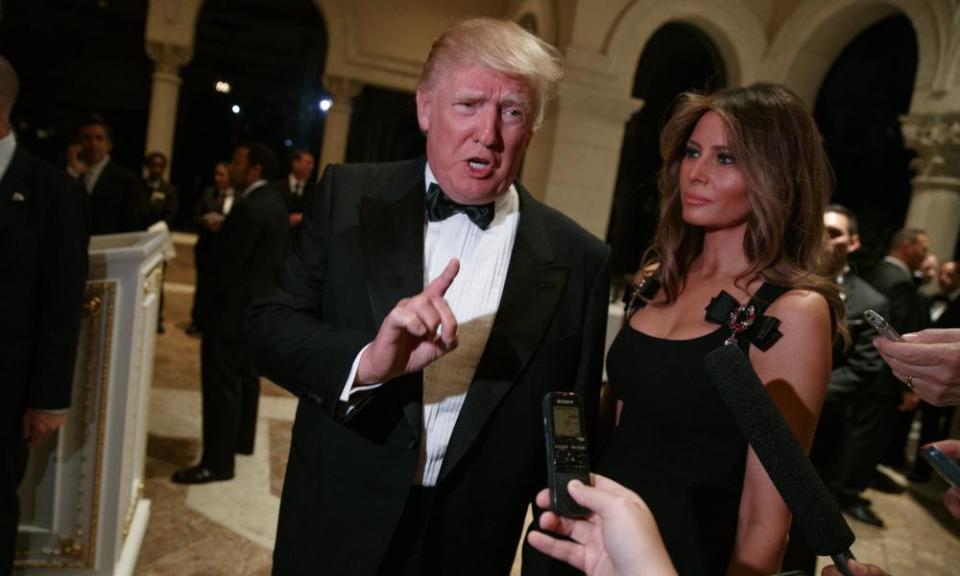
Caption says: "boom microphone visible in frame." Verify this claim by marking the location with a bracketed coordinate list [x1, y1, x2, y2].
[704, 345, 856, 576]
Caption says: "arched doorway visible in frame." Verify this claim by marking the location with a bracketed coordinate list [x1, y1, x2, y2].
[814, 14, 918, 267]
[607, 22, 726, 279]
[344, 86, 424, 164]
[173, 0, 327, 226]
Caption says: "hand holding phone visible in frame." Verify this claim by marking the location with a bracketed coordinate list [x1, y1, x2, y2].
[864, 309, 903, 342]
[919, 444, 960, 488]
[543, 392, 592, 517]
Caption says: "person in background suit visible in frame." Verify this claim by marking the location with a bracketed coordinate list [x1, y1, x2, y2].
[171, 143, 288, 484]
[277, 149, 315, 233]
[0, 55, 88, 576]
[783, 205, 889, 576]
[908, 260, 959, 482]
[246, 18, 608, 576]
[867, 228, 929, 472]
[142, 151, 178, 228]
[142, 151, 179, 334]
[76, 114, 145, 235]
[187, 161, 233, 336]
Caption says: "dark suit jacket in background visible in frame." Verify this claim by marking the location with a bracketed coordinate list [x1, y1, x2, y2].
[830, 274, 890, 398]
[246, 158, 609, 576]
[1, 144, 89, 435]
[203, 183, 289, 341]
[274, 176, 317, 215]
[143, 178, 178, 228]
[88, 159, 145, 235]
[867, 259, 929, 335]
[191, 186, 230, 327]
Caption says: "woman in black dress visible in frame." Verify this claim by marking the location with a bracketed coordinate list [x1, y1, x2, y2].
[598, 83, 844, 576]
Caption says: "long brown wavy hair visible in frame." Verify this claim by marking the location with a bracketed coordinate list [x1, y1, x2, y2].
[642, 83, 844, 337]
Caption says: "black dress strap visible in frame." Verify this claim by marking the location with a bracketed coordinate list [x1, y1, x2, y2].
[705, 282, 790, 353]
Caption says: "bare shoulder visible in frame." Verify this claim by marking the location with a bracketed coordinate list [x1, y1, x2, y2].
[765, 288, 831, 339]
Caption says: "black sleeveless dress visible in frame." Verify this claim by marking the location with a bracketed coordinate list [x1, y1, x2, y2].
[598, 282, 788, 576]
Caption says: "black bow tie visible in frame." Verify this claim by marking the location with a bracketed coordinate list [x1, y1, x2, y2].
[425, 183, 495, 230]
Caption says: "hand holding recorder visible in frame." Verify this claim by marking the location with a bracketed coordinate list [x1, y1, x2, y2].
[529, 474, 677, 576]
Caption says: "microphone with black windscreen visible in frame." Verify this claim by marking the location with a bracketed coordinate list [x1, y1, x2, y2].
[704, 344, 856, 576]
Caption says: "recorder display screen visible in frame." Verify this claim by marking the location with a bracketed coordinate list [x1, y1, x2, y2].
[552, 405, 581, 437]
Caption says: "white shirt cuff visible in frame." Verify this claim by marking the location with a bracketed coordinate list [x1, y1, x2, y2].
[339, 343, 383, 403]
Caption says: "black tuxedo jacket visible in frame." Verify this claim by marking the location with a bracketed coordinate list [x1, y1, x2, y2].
[205, 183, 289, 342]
[246, 158, 609, 576]
[88, 159, 146, 235]
[867, 260, 929, 334]
[0, 145, 88, 436]
[829, 274, 889, 398]
[274, 176, 317, 214]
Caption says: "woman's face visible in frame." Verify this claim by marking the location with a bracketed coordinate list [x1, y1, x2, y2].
[678, 111, 750, 231]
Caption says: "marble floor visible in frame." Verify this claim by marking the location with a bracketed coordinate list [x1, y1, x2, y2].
[134, 237, 960, 575]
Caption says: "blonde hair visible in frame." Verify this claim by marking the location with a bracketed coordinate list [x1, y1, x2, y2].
[418, 18, 563, 129]
[645, 83, 844, 336]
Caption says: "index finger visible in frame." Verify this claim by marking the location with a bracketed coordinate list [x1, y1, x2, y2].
[903, 328, 960, 344]
[874, 337, 942, 367]
[423, 258, 460, 298]
[932, 439, 960, 458]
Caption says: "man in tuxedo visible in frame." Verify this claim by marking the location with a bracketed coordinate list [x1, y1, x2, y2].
[277, 149, 315, 230]
[812, 206, 890, 526]
[187, 161, 234, 336]
[171, 144, 288, 484]
[0, 55, 88, 575]
[246, 18, 608, 576]
[867, 228, 929, 471]
[76, 114, 145, 235]
[142, 151, 178, 228]
[142, 151, 179, 334]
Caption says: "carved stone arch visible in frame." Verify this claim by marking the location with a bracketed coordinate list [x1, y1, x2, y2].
[312, 0, 348, 73]
[604, 0, 766, 96]
[762, 0, 946, 106]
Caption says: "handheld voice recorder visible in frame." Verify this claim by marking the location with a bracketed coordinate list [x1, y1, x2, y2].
[543, 392, 591, 517]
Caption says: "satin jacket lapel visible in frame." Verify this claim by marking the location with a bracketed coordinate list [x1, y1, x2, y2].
[439, 186, 568, 482]
[0, 147, 31, 230]
[360, 158, 427, 432]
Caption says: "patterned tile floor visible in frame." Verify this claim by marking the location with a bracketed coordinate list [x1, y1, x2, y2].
[134, 240, 960, 575]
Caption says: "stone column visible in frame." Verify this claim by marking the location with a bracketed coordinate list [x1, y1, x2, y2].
[319, 75, 363, 172]
[524, 81, 642, 239]
[144, 41, 192, 170]
[901, 113, 960, 260]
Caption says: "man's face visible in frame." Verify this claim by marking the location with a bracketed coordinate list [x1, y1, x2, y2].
[229, 147, 254, 189]
[146, 156, 166, 180]
[214, 164, 230, 190]
[291, 153, 314, 181]
[823, 211, 859, 273]
[906, 233, 930, 272]
[79, 124, 111, 165]
[940, 261, 959, 293]
[416, 66, 534, 205]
